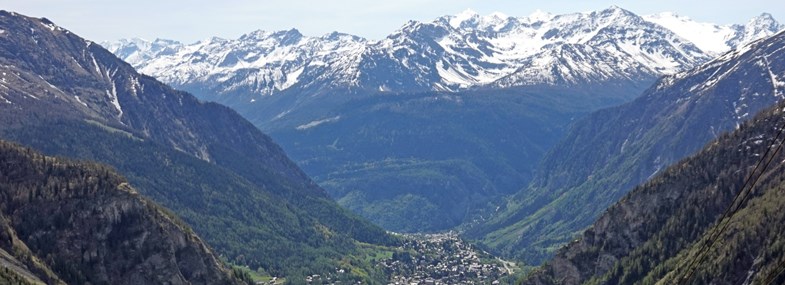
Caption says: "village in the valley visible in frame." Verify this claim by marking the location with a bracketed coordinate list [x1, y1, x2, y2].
[380, 232, 517, 285]
[279, 232, 518, 285]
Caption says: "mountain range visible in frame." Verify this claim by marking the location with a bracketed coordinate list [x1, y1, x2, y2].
[106, 6, 782, 101]
[105, 7, 785, 232]
[5, 4, 785, 284]
[5, 7, 785, 283]
[0, 10, 395, 283]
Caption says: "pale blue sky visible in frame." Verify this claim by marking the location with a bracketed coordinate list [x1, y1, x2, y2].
[4, 0, 784, 43]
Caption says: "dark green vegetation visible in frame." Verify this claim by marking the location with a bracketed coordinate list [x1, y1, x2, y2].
[0, 11, 396, 282]
[471, 30, 785, 264]
[3, 120, 394, 281]
[221, 82, 651, 232]
[0, 140, 246, 285]
[520, 84, 785, 285]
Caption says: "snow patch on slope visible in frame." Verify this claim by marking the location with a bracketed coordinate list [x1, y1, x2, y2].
[645, 12, 785, 56]
[644, 12, 737, 54]
[296, 116, 341, 130]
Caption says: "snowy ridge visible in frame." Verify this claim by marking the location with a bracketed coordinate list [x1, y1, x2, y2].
[644, 12, 785, 55]
[106, 6, 784, 100]
[107, 30, 367, 97]
[659, 30, 785, 91]
[652, 30, 785, 125]
[102, 38, 183, 69]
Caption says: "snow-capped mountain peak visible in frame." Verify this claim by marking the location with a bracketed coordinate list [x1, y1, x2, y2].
[443, 9, 512, 32]
[749, 13, 779, 30]
[526, 9, 554, 23]
[321, 31, 366, 42]
[737, 13, 784, 43]
[101, 37, 184, 68]
[449, 8, 480, 27]
[106, 7, 784, 101]
[240, 28, 304, 45]
[489, 11, 509, 20]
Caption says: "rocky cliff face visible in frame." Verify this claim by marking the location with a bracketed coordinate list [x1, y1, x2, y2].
[0, 140, 245, 285]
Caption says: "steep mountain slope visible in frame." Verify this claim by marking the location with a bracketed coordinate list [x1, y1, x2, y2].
[0, 11, 395, 281]
[0, 140, 246, 285]
[520, 76, 785, 285]
[471, 30, 785, 264]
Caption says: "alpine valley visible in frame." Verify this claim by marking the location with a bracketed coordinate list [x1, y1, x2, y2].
[0, 11, 396, 284]
[2, 4, 785, 285]
[108, 6, 784, 233]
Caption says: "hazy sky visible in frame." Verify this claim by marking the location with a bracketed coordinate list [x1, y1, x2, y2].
[4, 0, 784, 43]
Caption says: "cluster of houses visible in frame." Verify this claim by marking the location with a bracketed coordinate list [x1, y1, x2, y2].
[379, 232, 513, 284]
[279, 232, 515, 284]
